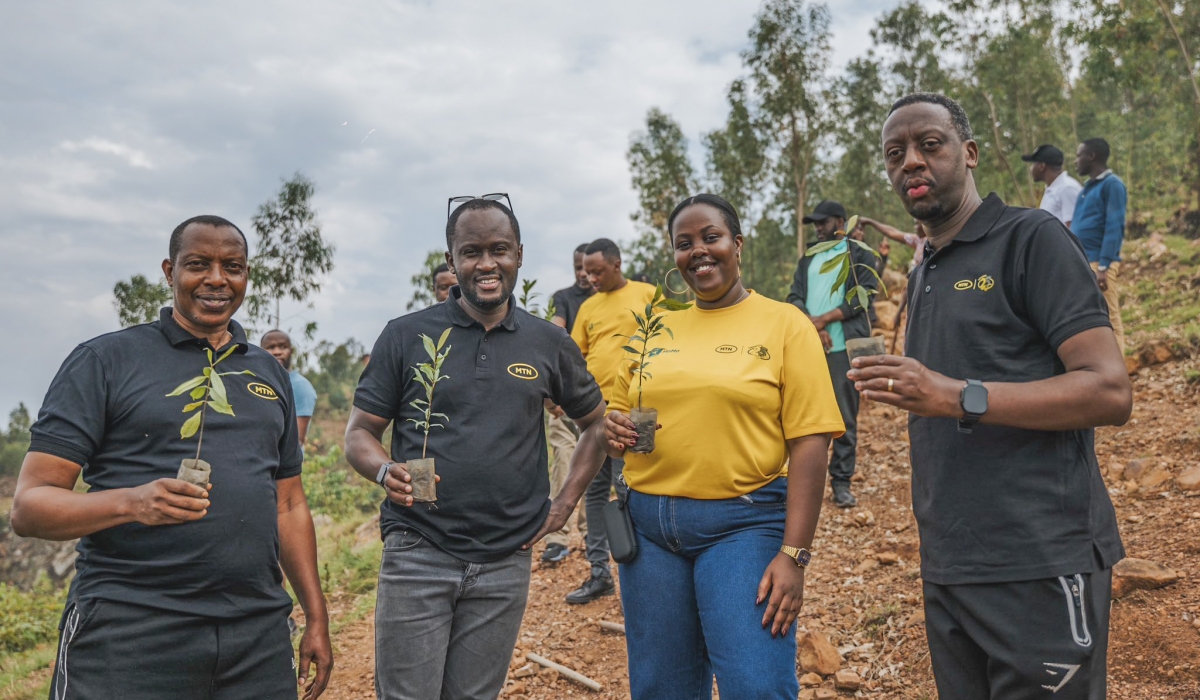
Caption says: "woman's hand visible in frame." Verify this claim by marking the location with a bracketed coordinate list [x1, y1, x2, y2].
[757, 553, 806, 637]
[603, 411, 637, 455]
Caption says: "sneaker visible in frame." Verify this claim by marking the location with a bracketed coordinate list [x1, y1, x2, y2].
[565, 574, 615, 604]
[832, 482, 857, 508]
[541, 543, 569, 564]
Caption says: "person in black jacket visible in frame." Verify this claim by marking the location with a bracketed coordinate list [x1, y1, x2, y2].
[786, 200, 879, 507]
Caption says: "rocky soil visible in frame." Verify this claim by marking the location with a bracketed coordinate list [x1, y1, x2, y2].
[321, 355, 1200, 700]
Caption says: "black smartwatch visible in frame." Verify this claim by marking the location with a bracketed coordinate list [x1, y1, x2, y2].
[375, 462, 394, 486]
[958, 380, 988, 434]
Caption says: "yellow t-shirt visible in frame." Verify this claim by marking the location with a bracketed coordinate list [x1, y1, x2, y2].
[610, 292, 845, 499]
[571, 280, 656, 402]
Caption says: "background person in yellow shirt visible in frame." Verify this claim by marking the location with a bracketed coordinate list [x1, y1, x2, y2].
[604, 194, 844, 699]
[566, 238, 655, 604]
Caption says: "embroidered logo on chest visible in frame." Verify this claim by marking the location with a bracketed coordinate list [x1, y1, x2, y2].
[954, 274, 995, 292]
[507, 363, 539, 380]
[247, 382, 279, 400]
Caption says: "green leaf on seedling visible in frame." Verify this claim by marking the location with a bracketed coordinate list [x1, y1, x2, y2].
[166, 376, 207, 397]
[622, 346, 639, 354]
[215, 345, 238, 365]
[208, 399, 235, 416]
[189, 386, 207, 400]
[202, 367, 212, 377]
[819, 256, 845, 274]
[430, 412, 448, 421]
[849, 238, 879, 257]
[833, 261, 850, 297]
[437, 327, 452, 351]
[218, 370, 256, 377]
[806, 239, 842, 257]
[183, 401, 205, 412]
[180, 411, 203, 439]
[206, 349, 213, 363]
[855, 286, 871, 312]
[648, 348, 664, 357]
[846, 215, 859, 232]
[209, 372, 228, 405]
[657, 298, 692, 311]
[421, 334, 437, 361]
[665, 328, 674, 339]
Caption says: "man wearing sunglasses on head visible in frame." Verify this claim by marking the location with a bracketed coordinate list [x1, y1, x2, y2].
[346, 194, 610, 700]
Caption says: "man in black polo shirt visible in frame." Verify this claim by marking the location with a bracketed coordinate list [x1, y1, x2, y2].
[541, 242, 595, 564]
[848, 93, 1131, 700]
[345, 198, 608, 700]
[13, 215, 332, 700]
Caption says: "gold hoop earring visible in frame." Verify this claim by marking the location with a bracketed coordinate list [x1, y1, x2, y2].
[664, 268, 690, 296]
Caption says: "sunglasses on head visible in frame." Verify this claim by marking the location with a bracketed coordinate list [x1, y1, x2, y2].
[447, 193, 513, 219]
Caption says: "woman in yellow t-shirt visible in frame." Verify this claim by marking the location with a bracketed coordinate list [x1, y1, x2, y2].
[604, 193, 844, 699]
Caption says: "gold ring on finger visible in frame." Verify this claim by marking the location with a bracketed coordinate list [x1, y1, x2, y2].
[887, 378, 895, 392]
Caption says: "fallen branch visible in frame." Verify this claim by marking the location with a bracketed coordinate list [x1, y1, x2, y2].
[597, 621, 626, 635]
[525, 653, 602, 692]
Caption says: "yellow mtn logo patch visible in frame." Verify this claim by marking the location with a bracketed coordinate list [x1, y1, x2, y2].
[247, 382, 279, 400]
[954, 275, 995, 292]
[507, 363, 539, 380]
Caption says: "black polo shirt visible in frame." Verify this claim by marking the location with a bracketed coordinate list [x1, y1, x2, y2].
[905, 193, 1125, 585]
[551, 283, 594, 334]
[29, 308, 302, 618]
[354, 287, 603, 562]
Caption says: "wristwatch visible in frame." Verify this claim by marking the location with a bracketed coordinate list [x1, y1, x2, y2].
[375, 462, 394, 486]
[1097, 264, 1109, 272]
[779, 545, 812, 568]
[958, 379, 988, 434]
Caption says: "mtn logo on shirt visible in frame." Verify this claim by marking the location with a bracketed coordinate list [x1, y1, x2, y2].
[247, 382, 279, 400]
[507, 363, 539, 380]
[715, 344, 738, 354]
[955, 275, 995, 292]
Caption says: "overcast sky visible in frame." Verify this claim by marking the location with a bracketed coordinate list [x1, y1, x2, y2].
[1, 0, 902, 415]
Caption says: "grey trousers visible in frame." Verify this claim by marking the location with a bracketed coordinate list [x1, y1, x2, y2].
[374, 530, 532, 700]
[825, 350, 859, 484]
[583, 456, 626, 578]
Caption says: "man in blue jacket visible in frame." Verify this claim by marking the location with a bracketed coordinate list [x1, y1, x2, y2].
[1072, 138, 1128, 354]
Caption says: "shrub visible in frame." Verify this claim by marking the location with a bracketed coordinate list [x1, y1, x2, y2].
[303, 447, 378, 521]
[0, 579, 62, 654]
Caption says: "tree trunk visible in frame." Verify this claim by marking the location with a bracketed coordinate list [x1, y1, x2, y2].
[791, 117, 807, 259]
[982, 91, 1029, 206]
[1154, 0, 1200, 206]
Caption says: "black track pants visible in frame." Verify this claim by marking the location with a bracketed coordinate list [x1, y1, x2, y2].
[49, 598, 296, 700]
[923, 569, 1111, 700]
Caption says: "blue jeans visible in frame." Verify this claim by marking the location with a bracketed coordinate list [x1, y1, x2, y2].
[618, 478, 799, 699]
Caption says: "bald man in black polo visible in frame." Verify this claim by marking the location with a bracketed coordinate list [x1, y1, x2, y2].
[850, 93, 1130, 700]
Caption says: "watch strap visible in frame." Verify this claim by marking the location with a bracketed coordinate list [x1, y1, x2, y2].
[779, 545, 812, 567]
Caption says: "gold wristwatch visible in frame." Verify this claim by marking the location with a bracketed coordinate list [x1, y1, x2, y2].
[780, 545, 812, 567]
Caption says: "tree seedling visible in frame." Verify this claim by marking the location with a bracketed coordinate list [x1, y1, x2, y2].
[405, 327, 452, 503]
[804, 214, 889, 360]
[519, 279, 557, 322]
[615, 284, 691, 453]
[166, 345, 255, 486]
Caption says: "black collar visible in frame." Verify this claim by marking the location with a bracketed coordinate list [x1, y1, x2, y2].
[159, 307, 250, 353]
[445, 286, 520, 331]
[950, 192, 1006, 244]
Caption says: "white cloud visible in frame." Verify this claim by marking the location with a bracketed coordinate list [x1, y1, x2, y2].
[0, 0, 908, 413]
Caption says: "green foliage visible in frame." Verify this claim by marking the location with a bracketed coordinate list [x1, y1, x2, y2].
[626, 108, 698, 283]
[165, 345, 255, 458]
[246, 173, 335, 333]
[518, 279, 557, 321]
[302, 447, 378, 521]
[406, 328, 452, 459]
[407, 250, 448, 311]
[112, 274, 171, 328]
[0, 579, 61, 654]
[805, 216, 887, 322]
[0, 404, 31, 477]
[306, 338, 366, 418]
[614, 285, 692, 410]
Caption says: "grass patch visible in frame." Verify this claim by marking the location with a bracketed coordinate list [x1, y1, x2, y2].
[0, 644, 55, 700]
[303, 447, 379, 521]
[862, 603, 902, 638]
[1122, 236, 1200, 347]
[0, 580, 62, 655]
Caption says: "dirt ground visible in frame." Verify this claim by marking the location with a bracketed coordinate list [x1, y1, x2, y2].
[320, 357, 1200, 700]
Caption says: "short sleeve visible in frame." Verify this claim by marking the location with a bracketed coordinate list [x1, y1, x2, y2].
[550, 334, 603, 420]
[1018, 219, 1112, 350]
[779, 314, 846, 441]
[28, 345, 109, 466]
[292, 375, 317, 417]
[551, 290, 569, 321]
[353, 323, 405, 419]
[275, 368, 304, 479]
[570, 301, 592, 357]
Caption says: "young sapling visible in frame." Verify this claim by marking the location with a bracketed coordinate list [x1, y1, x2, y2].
[166, 344, 255, 486]
[615, 284, 691, 453]
[405, 327, 452, 502]
[804, 214, 889, 360]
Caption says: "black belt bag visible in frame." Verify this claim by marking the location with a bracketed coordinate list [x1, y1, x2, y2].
[602, 483, 638, 564]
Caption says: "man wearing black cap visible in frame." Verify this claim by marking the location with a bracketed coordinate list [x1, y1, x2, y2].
[787, 200, 879, 508]
[1022, 145, 1082, 228]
